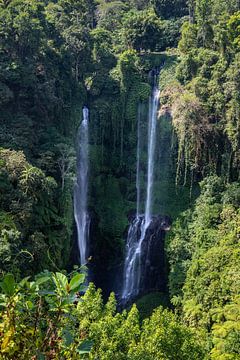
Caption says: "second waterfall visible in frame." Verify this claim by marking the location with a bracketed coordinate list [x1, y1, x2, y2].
[74, 106, 90, 266]
[121, 74, 160, 304]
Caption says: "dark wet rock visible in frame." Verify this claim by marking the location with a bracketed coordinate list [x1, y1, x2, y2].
[142, 215, 170, 295]
[120, 214, 172, 305]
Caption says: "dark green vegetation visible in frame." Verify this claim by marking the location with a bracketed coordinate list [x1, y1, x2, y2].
[167, 177, 240, 358]
[0, 0, 240, 359]
[163, 2, 240, 358]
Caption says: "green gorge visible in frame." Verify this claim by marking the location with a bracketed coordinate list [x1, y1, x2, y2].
[0, 0, 240, 359]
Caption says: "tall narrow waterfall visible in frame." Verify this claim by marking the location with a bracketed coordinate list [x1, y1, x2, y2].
[136, 103, 142, 218]
[121, 77, 160, 304]
[145, 85, 159, 226]
[74, 106, 90, 265]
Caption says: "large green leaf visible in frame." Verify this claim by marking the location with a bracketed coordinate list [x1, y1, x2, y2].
[36, 275, 51, 286]
[19, 276, 30, 287]
[69, 273, 85, 292]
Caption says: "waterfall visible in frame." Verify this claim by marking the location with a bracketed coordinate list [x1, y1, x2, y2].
[145, 84, 159, 226]
[74, 106, 90, 265]
[136, 103, 142, 218]
[121, 76, 160, 304]
[121, 216, 143, 300]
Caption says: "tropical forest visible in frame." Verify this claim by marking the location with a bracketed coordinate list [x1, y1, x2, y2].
[0, 0, 239, 359]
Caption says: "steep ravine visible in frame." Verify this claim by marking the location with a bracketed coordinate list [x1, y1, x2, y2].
[72, 56, 197, 303]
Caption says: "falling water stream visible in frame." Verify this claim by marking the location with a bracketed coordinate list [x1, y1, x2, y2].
[136, 104, 142, 218]
[121, 76, 160, 303]
[74, 106, 90, 265]
[145, 84, 160, 226]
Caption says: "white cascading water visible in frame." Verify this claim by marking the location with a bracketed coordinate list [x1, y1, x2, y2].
[121, 216, 143, 300]
[136, 103, 142, 218]
[122, 103, 142, 300]
[74, 106, 90, 265]
[121, 78, 160, 303]
[145, 84, 159, 226]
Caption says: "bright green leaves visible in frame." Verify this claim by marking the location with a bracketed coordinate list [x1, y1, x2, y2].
[178, 22, 198, 54]
[48, 271, 86, 307]
[76, 284, 205, 359]
[167, 177, 240, 359]
[0, 270, 85, 303]
[34, 271, 86, 314]
[0, 270, 88, 359]
[211, 297, 240, 359]
[53, 272, 68, 291]
[52, 272, 85, 295]
[227, 11, 240, 50]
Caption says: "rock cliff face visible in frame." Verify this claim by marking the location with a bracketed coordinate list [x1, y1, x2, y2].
[87, 213, 171, 304]
[120, 214, 171, 305]
[141, 215, 171, 294]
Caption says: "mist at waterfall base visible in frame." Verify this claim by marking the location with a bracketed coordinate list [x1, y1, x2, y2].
[74, 106, 90, 266]
[121, 73, 170, 306]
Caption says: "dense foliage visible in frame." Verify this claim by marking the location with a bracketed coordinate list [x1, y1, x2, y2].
[0, 0, 240, 359]
[0, 271, 206, 359]
[0, 269, 91, 359]
[162, 1, 240, 184]
[161, 2, 240, 358]
[167, 177, 240, 358]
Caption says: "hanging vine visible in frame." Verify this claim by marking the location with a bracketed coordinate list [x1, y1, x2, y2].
[171, 90, 214, 185]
